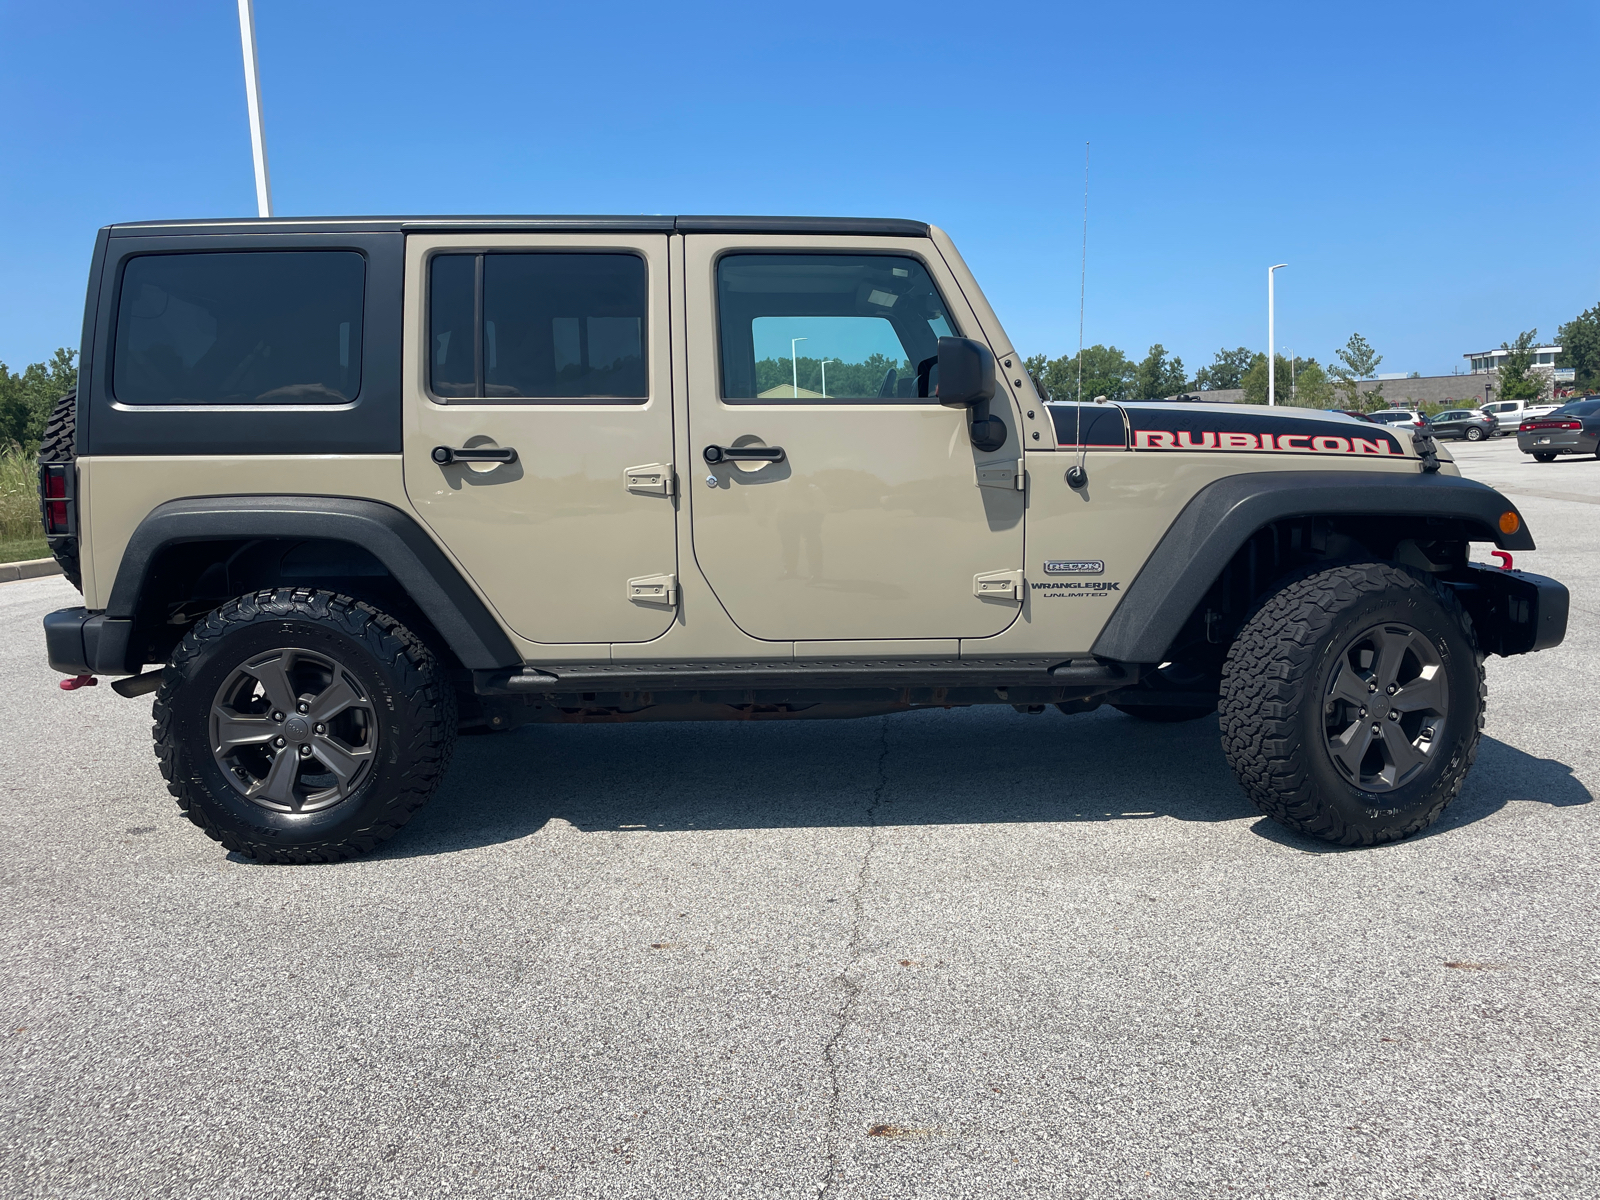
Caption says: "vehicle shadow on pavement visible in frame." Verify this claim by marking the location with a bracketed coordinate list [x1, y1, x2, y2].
[385, 707, 1590, 858]
[1246, 734, 1593, 853]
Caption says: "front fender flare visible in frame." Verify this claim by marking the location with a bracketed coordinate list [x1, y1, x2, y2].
[1091, 470, 1534, 664]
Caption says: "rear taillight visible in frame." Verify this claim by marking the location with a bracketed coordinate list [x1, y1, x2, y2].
[1563, 420, 1582, 430]
[40, 464, 72, 535]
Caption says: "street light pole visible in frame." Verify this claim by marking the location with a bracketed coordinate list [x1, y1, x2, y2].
[791, 338, 808, 398]
[1267, 264, 1287, 406]
[820, 359, 835, 399]
[236, 0, 273, 218]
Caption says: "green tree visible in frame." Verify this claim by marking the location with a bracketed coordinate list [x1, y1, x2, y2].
[1556, 302, 1600, 391]
[1134, 344, 1188, 399]
[0, 348, 78, 452]
[1291, 360, 1335, 408]
[1024, 345, 1137, 403]
[1331, 333, 1383, 411]
[1193, 347, 1253, 392]
[1494, 329, 1548, 403]
[1240, 352, 1306, 405]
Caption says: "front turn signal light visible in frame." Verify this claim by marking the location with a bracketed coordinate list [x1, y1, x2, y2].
[1499, 511, 1520, 535]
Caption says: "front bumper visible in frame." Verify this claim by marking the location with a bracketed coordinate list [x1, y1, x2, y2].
[1448, 564, 1568, 657]
[44, 608, 136, 677]
[1518, 431, 1598, 455]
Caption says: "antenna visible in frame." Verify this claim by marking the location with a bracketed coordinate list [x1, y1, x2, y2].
[1067, 142, 1090, 490]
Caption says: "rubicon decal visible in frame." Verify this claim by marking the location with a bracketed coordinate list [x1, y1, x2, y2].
[1132, 429, 1402, 455]
[1118, 408, 1407, 457]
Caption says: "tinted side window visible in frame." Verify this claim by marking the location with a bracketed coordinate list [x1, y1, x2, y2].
[113, 252, 364, 404]
[717, 254, 954, 401]
[428, 252, 648, 401]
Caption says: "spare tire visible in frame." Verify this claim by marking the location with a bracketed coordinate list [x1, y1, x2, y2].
[35, 389, 82, 591]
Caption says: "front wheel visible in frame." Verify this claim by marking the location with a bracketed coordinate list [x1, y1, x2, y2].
[1532, 451, 1557, 462]
[1219, 563, 1483, 846]
[1465, 426, 1484, 442]
[153, 589, 457, 862]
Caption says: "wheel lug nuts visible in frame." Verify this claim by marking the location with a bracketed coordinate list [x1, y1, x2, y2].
[1388, 710, 1400, 721]
[272, 712, 284, 722]
[1371, 723, 1382, 734]
[314, 724, 325, 734]
[297, 702, 309, 713]
[274, 736, 286, 747]
[1367, 683, 1377, 693]
[299, 744, 312, 757]
[1358, 707, 1367, 718]
[1386, 684, 1397, 695]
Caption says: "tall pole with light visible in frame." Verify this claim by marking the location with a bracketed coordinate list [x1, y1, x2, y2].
[1267, 263, 1287, 406]
[237, 0, 273, 217]
[820, 359, 835, 399]
[791, 337, 807, 398]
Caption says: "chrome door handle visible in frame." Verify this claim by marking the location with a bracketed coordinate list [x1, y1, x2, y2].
[432, 445, 518, 466]
[703, 444, 784, 464]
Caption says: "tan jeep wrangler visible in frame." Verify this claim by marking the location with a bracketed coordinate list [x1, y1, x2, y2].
[38, 215, 1568, 861]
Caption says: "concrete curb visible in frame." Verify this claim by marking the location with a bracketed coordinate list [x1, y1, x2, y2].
[0, 558, 63, 584]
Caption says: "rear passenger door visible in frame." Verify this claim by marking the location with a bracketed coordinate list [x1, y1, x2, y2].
[402, 234, 677, 645]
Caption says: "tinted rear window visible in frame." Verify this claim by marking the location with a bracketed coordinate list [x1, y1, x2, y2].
[1555, 399, 1600, 417]
[113, 251, 365, 405]
[429, 252, 648, 400]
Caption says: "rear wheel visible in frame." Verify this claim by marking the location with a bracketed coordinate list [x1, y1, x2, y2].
[1533, 451, 1557, 462]
[1464, 426, 1484, 442]
[1219, 562, 1483, 846]
[153, 588, 456, 862]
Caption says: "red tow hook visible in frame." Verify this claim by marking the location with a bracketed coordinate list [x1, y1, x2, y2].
[59, 674, 98, 691]
[1491, 551, 1514, 571]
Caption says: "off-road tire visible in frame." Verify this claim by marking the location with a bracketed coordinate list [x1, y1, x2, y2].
[153, 588, 456, 862]
[1532, 451, 1556, 462]
[1219, 562, 1484, 846]
[35, 389, 81, 591]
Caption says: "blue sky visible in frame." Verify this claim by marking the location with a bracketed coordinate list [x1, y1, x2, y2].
[3, 0, 1596, 378]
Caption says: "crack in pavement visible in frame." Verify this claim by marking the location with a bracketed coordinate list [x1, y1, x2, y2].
[815, 716, 891, 1200]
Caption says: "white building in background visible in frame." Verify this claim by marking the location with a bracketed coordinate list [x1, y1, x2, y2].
[1464, 344, 1575, 383]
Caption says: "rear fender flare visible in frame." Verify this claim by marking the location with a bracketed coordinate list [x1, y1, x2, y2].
[107, 496, 517, 669]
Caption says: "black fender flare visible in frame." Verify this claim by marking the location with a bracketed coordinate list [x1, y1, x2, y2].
[106, 496, 518, 669]
[1091, 470, 1535, 663]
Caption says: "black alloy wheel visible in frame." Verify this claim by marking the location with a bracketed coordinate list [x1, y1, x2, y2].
[1321, 622, 1448, 792]
[209, 648, 380, 813]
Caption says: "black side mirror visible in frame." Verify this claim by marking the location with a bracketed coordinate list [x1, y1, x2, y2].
[936, 337, 996, 406]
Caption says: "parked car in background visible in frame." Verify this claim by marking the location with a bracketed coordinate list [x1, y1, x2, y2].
[1369, 409, 1431, 429]
[1332, 409, 1376, 422]
[1518, 397, 1600, 462]
[1429, 409, 1496, 442]
[1483, 398, 1559, 434]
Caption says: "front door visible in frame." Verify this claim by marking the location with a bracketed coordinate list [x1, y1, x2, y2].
[683, 235, 1024, 643]
[402, 233, 677, 644]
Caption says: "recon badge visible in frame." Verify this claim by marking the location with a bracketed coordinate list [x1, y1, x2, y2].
[1043, 560, 1105, 575]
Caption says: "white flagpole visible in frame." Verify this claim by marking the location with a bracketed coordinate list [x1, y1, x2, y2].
[237, 0, 273, 217]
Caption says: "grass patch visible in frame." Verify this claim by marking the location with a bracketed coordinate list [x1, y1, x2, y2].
[0, 449, 48, 564]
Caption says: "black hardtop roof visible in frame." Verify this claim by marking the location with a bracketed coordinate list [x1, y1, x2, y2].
[106, 214, 930, 238]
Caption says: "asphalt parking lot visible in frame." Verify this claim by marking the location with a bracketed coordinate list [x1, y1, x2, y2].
[3, 436, 1596, 1200]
